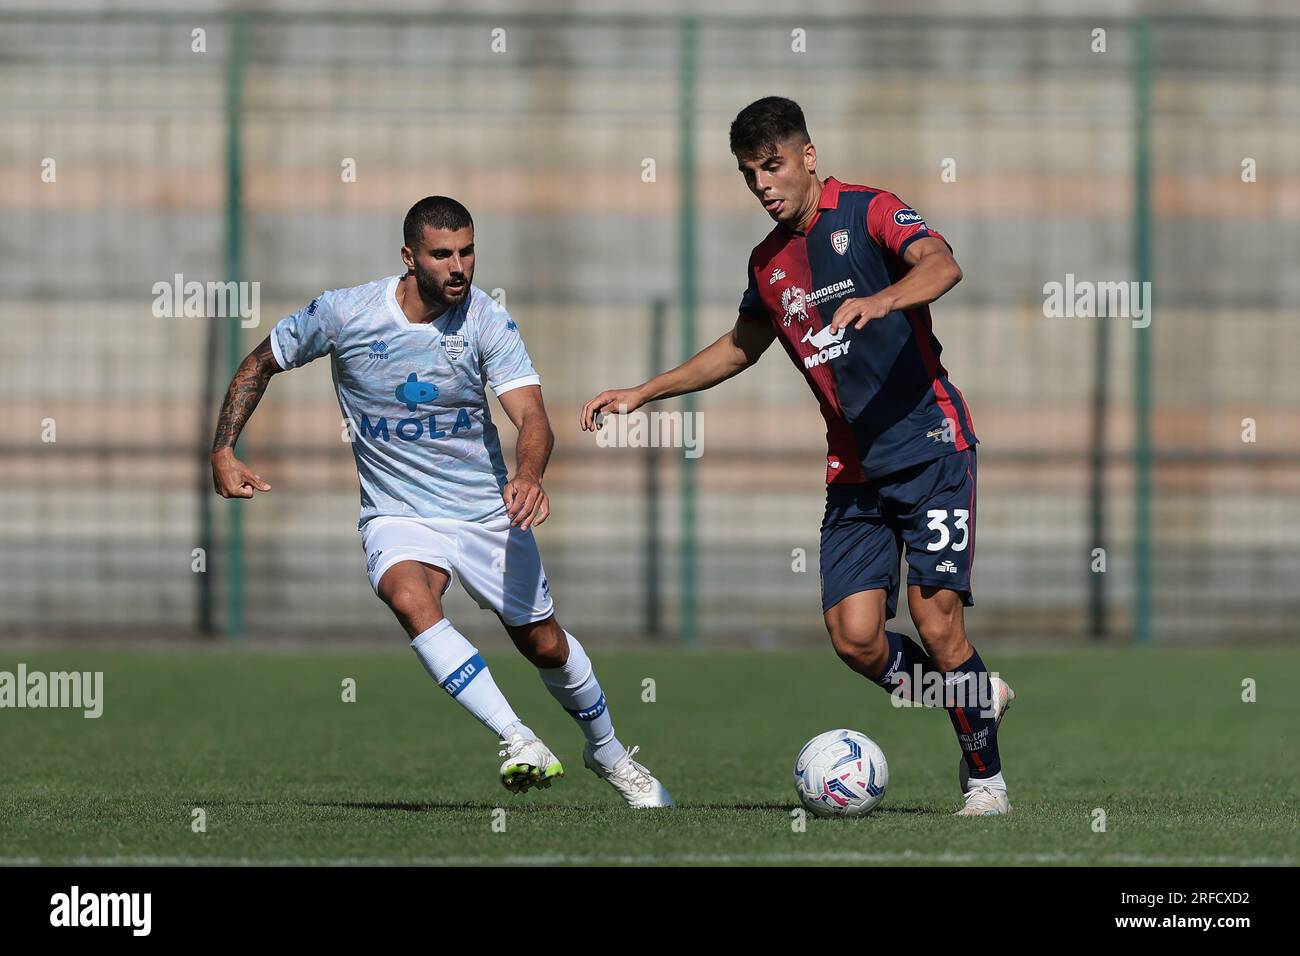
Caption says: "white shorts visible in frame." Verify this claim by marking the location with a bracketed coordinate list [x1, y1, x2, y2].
[361, 514, 555, 626]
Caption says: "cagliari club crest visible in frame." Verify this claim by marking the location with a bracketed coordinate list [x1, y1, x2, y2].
[780, 285, 809, 326]
[831, 229, 850, 255]
[441, 333, 466, 358]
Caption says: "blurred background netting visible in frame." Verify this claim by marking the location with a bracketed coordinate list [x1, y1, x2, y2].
[1, 7, 1296, 644]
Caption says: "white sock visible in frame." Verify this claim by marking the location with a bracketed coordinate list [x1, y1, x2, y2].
[967, 770, 1007, 793]
[538, 632, 624, 769]
[410, 619, 530, 739]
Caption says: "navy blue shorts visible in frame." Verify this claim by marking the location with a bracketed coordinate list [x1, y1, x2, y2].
[819, 448, 977, 619]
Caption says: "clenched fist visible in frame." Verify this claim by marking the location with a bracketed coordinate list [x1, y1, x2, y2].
[211, 448, 272, 499]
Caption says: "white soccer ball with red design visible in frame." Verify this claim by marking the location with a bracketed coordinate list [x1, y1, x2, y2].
[794, 729, 889, 817]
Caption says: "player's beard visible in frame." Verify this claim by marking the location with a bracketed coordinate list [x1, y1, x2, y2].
[413, 265, 470, 308]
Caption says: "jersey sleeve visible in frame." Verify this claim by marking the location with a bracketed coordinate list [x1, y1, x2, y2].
[737, 256, 766, 321]
[479, 301, 540, 395]
[866, 192, 951, 259]
[269, 292, 337, 370]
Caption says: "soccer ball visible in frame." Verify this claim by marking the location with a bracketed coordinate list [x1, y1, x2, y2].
[793, 729, 889, 817]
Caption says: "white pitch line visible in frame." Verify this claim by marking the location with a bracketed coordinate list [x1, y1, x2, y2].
[0, 850, 1293, 867]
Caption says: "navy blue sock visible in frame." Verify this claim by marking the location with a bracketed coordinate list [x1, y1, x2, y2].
[870, 630, 938, 701]
[944, 648, 1002, 779]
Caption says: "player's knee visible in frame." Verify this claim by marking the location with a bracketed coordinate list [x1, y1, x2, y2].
[381, 582, 437, 624]
[829, 626, 888, 676]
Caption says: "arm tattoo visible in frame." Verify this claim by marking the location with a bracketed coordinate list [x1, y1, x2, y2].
[212, 337, 280, 453]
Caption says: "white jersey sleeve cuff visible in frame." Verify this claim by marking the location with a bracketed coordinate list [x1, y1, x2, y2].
[269, 330, 290, 370]
[490, 374, 541, 396]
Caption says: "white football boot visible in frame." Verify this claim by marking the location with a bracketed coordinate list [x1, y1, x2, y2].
[583, 744, 675, 808]
[955, 674, 1015, 815]
[498, 731, 564, 794]
[955, 785, 1013, 816]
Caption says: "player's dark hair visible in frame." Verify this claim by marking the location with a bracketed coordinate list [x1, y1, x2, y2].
[729, 96, 811, 159]
[403, 196, 474, 247]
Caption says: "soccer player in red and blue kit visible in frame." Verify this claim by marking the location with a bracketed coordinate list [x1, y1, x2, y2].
[581, 96, 1016, 815]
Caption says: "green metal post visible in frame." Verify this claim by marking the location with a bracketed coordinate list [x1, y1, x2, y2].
[1131, 16, 1153, 646]
[677, 16, 698, 645]
[224, 11, 248, 640]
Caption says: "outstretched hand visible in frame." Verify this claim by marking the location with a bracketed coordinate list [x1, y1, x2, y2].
[579, 387, 645, 431]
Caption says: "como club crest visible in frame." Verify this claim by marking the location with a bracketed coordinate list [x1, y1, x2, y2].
[831, 229, 850, 255]
[441, 333, 466, 359]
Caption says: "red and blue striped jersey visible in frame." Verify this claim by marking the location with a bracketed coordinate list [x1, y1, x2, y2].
[738, 176, 977, 484]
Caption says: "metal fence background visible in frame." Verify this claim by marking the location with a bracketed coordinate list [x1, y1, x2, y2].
[1, 8, 1297, 644]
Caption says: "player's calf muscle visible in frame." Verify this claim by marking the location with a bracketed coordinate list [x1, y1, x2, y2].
[504, 615, 567, 668]
[909, 586, 969, 668]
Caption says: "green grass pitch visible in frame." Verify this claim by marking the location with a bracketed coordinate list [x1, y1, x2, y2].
[1, 646, 1297, 866]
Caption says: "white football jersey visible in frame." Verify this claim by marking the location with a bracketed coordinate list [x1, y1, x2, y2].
[269, 276, 539, 527]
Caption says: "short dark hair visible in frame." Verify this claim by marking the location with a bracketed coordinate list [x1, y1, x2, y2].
[403, 196, 473, 247]
[729, 96, 811, 159]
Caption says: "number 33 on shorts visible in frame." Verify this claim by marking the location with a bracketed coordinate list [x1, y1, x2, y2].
[923, 508, 970, 553]
[903, 449, 976, 594]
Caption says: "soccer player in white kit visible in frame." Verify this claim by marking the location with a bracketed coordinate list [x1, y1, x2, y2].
[210, 196, 673, 808]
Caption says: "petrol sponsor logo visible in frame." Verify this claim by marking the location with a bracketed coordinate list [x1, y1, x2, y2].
[894, 208, 925, 227]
